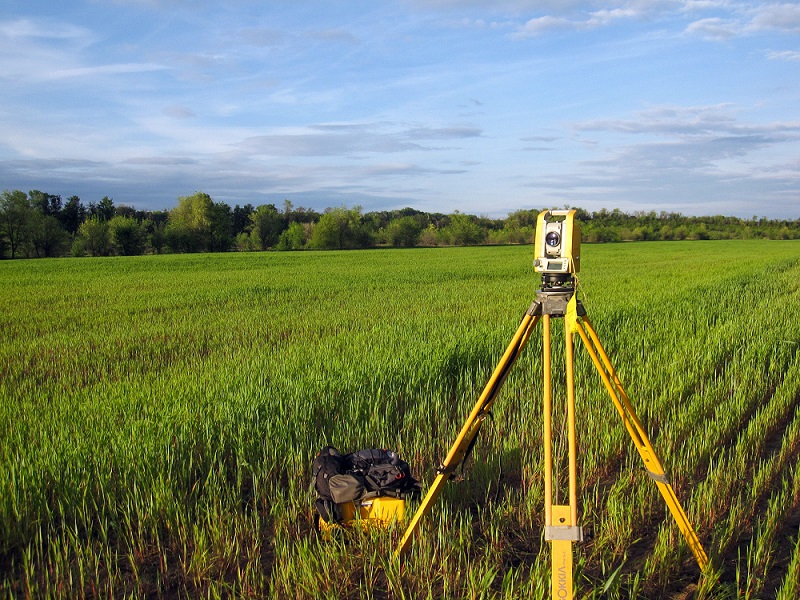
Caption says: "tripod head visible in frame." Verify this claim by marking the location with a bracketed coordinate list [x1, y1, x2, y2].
[539, 272, 575, 293]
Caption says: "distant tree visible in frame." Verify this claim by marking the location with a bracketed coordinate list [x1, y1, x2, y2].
[60, 195, 86, 234]
[486, 224, 532, 245]
[631, 225, 655, 241]
[583, 225, 619, 243]
[166, 192, 214, 252]
[444, 212, 485, 245]
[386, 215, 423, 247]
[97, 196, 116, 221]
[109, 215, 145, 255]
[234, 231, 256, 251]
[147, 220, 167, 254]
[276, 221, 306, 250]
[28, 211, 68, 257]
[164, 221, 195, 253]
[418, 225, 439, 246]
[310, 206, 373, 250]
[87, 196, 116, 221]
[0, 190, 32, 258]
[250, 204, 284, 250]
[232, 203, 254, 236]
[505, 209, 538, 230]
[289, 205, 321, 224]
[693, 223, 710, 240]
[149, 210, 169, 226]
[208, 201, 233, 251]
[28, 190, 47, 213]
[572, 207, 591, 223]
[115, 205, 137, 219]
[29, 190, 62, 217]
[309, 211, 342, 249]
[76, 217, 113, 256]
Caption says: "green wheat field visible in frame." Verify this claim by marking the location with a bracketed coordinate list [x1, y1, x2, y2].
[1, 240, 799, 599]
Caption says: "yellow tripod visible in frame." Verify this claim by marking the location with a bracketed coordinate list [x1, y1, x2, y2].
[394, 282, 708, 598]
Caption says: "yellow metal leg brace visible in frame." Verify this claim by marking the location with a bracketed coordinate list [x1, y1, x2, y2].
[574, 316, 709, 570]
[394, 307, 540, 558]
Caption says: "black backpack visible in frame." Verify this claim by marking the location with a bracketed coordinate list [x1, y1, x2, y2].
[311, 446, 421, 524]
[344, 448, 420, 498]
[310, 446, 345, 523]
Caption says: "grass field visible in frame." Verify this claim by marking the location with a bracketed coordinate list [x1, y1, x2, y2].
[1, 240, 799, 598]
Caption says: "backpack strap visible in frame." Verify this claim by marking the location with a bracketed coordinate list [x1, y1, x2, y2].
[314, 498, 341, 524]
[358, 488, 412, 501]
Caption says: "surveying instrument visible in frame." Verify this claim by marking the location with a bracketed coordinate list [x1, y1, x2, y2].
[395, 210, 708, 598]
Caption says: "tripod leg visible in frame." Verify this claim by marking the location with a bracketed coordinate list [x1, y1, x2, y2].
[575, 316, 709, 570]
[395, 306, 541, 558]
[543, 315, 581, 600]
[543, 314, 553, 528]
[565, 317, 578, 526]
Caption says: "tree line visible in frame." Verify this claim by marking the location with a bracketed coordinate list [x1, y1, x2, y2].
[1, 189, 798, 259]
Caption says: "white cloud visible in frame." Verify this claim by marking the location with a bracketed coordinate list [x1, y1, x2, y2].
[683, 3, 800, 40]
[766, 49, 800, 61]
[510, 3, 672, 38]
[0, 17, 165, 87]
[576, 104, 800, 142]
[235, 123, 482, 157]
[685, 17, 740, 39]
[507, 2, 800, 41]
[0, 18, 91, 41]
[42, 62, 169, 81]
[513, 15, 575, 36]
[403, 0, 587, 10]
[749, 3, 800, 33]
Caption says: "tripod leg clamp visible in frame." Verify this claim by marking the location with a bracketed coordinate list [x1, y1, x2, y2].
[646, 470, 670, 484]
[436, 463, 457, 478]
[545, 526, 584, 542]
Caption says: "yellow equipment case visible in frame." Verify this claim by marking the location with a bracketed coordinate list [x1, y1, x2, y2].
[318, 496, 406, 533]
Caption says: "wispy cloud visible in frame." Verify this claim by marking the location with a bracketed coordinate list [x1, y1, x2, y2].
[0, 16, 169, 85]
[513, 7, 642, 38]
[749, 3, 800, 33]
[512, 2, 664, 39]
[684, 2, 800, 40]
[766, 49, 800, 61]
[576, 105, 800, 141]
[0, 18, 91, 41]
[236, 123, 482, 157]
[685, 17, 740, 40]
[42, 62, 169, 81]
[507, 2, 800, 40]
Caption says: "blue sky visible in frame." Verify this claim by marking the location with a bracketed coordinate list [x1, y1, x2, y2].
[1, 1, 799, 218]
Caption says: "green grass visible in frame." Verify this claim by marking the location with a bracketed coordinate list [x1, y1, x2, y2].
[1, 240, 799, 598]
